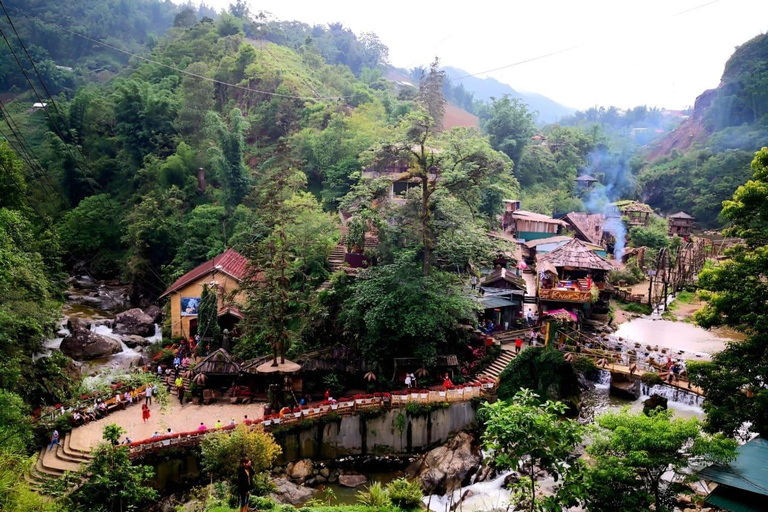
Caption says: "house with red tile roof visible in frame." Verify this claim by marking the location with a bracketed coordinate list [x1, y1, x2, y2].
[159, 248, 251, 339]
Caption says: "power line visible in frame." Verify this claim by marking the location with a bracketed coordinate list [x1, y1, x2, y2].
[450, 0, 724, 83]
[0, 3, 105, 199]
[450, 45, 582, 81]
[5, 5, 350, 103]
[0, 100, 70, 206]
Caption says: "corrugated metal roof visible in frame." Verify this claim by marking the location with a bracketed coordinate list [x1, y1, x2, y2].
[480, 296, 517, 309]
[699, 438, 768, 496]
[705, 485, 766, 512]
[160, 248, 250, 298]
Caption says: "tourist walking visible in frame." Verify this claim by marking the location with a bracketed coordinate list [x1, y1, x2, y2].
[141, 403, 151, 423]
[236, 457, 254, 512]
[442, 373, 453, 390]
[145, 384, 153, 405]
[198, 422, 207, 431]
[515, 337, 523, 354]
[470, 275, 478, 290]
[48, 430, 60, 451]
[529, 329, 538, 347]
[405, 373, 412, 389]
[526, 308, 534, 326]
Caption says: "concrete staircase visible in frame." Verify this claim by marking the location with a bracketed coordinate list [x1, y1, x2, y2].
[476, 345, 518, 383]
[329, 243, 347, 272]
[26, 434, 92, 490]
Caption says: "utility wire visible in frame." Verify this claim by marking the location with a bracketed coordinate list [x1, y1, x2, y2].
[5, 5, 350, 103]
[451, 0, 724, 82]
[0, 100, 69, 206]
[0, 3, 105, 201]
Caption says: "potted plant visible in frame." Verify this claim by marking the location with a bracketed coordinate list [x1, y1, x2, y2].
[272, 414, 281, 425]
[293, 407, 302, 418]
[320, 400, 331, 412]
[355, 394, 364, 405]
[419, 389, 428, 400]
[313, 403, 321, 414]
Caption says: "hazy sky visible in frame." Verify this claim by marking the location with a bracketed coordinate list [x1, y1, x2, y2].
[201, 0, 768, 110]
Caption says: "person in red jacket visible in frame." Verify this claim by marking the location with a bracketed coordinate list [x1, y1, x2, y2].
[515, 337, 523, 354]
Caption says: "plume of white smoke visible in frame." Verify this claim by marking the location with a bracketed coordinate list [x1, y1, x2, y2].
[579, 148, 634, 261]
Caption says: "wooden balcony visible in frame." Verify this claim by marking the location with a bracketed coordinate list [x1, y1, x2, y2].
[539, 287, 592, 303]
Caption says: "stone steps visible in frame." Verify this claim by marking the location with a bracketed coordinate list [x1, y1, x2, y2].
[477, 347, 518, 382]
[63, 433, 92, 461]
[39, 445, 82, 474]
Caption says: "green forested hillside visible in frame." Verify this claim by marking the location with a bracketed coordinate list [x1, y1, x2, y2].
[638, 32, 768, 226]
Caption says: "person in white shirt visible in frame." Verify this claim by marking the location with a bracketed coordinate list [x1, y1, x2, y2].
[145, 385, 153, 405]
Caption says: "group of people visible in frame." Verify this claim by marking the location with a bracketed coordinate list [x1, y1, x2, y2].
[404, 372, 419, 389]
[70, 383, 158, 427]
[514, 329, 541, 354]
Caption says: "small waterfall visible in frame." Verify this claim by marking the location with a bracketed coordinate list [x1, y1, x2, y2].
[424, 470, 515, 512]
[146, 323, 162, 344]
[594, 370, 611, 389]
[642, 384, 704, 408]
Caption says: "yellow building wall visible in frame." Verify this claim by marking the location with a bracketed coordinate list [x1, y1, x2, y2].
[168, 271, 245, 339]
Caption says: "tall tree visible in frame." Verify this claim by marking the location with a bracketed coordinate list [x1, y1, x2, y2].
[197, 284, 221, 353]
[690, 147, 768, 437]
[584, 409, 736, 512]
[479, 390, 583, 512]
[418, 58, 446, 133]
[205, 109, 252, 209]
[369, 112, 511, 275]
[481, 95, 536, 169]
[242, 162, 337, 364]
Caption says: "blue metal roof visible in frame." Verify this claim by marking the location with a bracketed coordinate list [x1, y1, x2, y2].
[699, 437, 768, 497]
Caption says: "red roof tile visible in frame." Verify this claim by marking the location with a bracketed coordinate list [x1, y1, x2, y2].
[160, 249, 249, 298]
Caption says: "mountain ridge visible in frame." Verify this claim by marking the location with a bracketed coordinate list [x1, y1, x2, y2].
[442, 66, 575, 123]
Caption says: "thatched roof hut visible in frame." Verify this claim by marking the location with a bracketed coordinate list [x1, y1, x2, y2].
[194, 348, 240, 376]
[538, 238, 613, 271]
[561, 212, 605, 246]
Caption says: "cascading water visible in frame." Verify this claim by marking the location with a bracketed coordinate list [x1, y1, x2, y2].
[424, 471, 514, 512]
[641, 384, 704, 408]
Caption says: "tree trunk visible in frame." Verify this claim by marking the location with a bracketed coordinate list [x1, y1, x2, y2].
[421, 175, 431, 276]
[529, 463, 536, 512]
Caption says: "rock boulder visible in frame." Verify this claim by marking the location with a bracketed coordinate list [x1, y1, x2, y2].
[406, 431, 482, 495]
[60, 322, 122, 360]
[145, 305, 163, 324]
[289, 459, 314, 483]
[121, 335, 150, 348]
[338, 473, 368, 488]
[113, 308, 155, 337]
[270, 478, 316, 505]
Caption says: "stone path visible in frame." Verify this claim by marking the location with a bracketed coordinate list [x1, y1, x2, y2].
[69, 399, 266, 451]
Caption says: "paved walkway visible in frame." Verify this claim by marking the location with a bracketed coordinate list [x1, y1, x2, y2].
[69, 399, 265, 451]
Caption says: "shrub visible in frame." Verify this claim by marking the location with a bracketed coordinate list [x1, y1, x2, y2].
[357, 481, 390, 507]
[641, 373, 663, 386]
[609, 263, 645, 286]
[386, 478, 422, 509]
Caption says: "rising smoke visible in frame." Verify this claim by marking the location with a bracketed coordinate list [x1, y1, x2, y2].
[579, 148, 635, 261]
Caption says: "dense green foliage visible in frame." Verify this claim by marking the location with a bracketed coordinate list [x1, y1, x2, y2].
[496, 347, 581, 401]
[480, 390, 583, 512]
[583, 409, 736, 512]
[201, 424, 281, 495]
[69, 441, 158, 511]
[689, 148, 768, 437]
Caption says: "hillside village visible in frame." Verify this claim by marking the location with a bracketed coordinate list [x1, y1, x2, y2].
[2, 2, 768, 512]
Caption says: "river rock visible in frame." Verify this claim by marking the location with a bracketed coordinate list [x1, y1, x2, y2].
[60, 322, 123, 360]
[145, 305, 163, 324]
[270, 478, 316, 505]
[319, 467, 330, 478]
[338, 473, 367, 488]
[289, 459, 314, 483]
[121, 335, 150, 348]
[405, 431, 482, 495]
[643, 394, 668, 415]
[113, 308, 155, 337]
